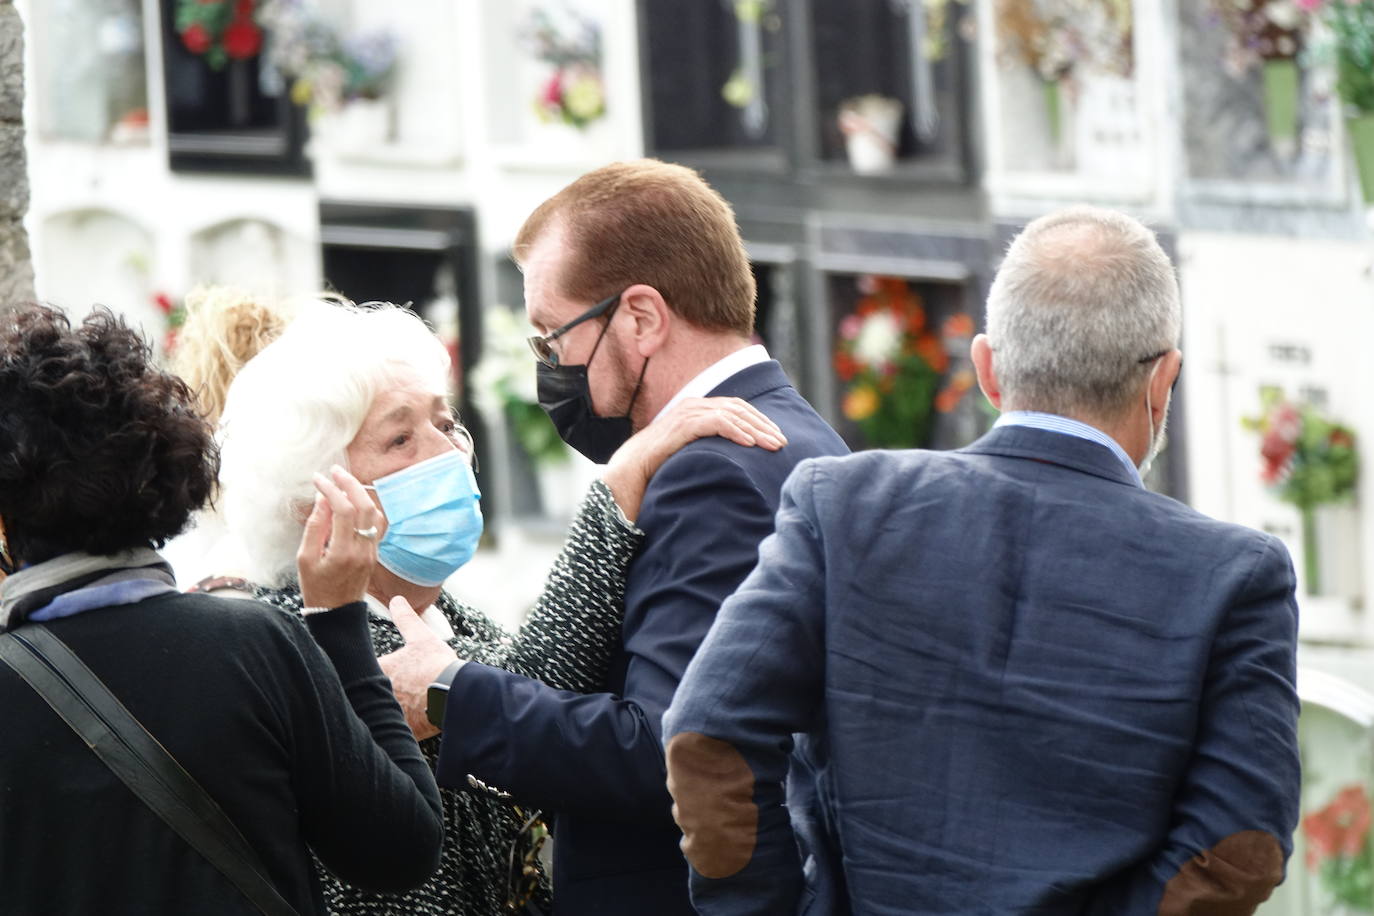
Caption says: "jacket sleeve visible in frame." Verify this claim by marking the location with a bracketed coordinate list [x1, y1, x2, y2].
[435, 449, 777, 822]
[662, 461, 828, 916]
[1086, 534, 1301, 914]
[456, 479, 643, 693]
[288, 603, 444, 893]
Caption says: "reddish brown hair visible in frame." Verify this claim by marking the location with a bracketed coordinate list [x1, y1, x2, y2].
[514, 159, 756, 335]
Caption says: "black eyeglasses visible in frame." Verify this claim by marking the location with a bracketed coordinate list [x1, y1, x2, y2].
[526, 291, 623, 368]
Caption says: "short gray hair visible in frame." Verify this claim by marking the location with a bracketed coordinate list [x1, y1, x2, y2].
[217, 299, 450, 586]
[985, 206, 1181, 419]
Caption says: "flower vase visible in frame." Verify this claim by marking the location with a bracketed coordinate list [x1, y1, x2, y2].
[838, 96, 903, 175]
[1302, 504, 1321, 597]
[1043, 78, 1063, 148]
[1262, 59, 1300, 158]
[1347, 113, 1374, 205]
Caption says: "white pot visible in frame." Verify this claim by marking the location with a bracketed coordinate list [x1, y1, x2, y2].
[839, 100, 903, 174]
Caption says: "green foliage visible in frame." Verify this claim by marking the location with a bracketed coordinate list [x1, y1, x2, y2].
[506, 399, 568, 467]
[1319, 834, 1374, 910]
[1325, 0, 1374, 113]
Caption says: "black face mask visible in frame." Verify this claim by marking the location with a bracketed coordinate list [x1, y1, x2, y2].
[536, 361, 640, 464]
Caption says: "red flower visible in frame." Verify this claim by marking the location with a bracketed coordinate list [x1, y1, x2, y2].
[833, 351, 859, 382]
[235, 0, 254, 16]
[223, 18, 262, 59]
[543, 70, 564, 106]
[1303, 784, 1372, 868]
[180, 22, 211, 55]
[1260, 428, 1295, 483]
[152, 292, 175, 315]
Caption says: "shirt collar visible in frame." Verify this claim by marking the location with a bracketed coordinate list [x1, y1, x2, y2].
[993, 411, 1143, 488]
[652, 345, 771, 424]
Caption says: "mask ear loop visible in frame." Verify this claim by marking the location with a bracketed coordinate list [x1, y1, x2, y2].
[1140, 358, 1163, 477]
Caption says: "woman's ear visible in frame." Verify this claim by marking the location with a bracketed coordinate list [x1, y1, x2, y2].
[619, 284, 671, 358]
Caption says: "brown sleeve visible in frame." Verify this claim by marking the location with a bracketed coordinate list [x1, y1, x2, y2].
[1158, 830, 1285, 915]
[666, 732, 759, 879]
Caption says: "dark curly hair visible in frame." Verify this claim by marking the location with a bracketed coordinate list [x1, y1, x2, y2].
[0, 304, 218, 565]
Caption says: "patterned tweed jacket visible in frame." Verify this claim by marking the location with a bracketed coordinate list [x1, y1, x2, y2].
[255, 481, 642, 916]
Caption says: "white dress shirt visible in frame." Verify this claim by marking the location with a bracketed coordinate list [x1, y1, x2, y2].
[652, 344, 771, 424]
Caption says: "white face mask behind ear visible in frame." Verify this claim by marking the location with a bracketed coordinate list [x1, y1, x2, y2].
[1140, 360, 1169, 478]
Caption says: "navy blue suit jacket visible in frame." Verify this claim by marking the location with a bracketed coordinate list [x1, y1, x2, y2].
[664, 425, 1301, 915]
[436, 361, 848, 914]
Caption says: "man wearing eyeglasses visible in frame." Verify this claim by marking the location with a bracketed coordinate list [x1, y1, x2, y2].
[380, 159, 847, 914]
[662, 206, 1302, 915]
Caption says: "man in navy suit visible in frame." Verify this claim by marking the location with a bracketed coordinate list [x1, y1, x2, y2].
[380, 159, 847, 914]
[665, 206, 1301, 915]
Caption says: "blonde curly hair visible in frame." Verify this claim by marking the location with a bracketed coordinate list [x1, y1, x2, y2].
[170, 286, 296, 426]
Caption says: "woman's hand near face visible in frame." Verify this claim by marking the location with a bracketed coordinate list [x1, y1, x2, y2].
[602, 397, 786, 522]
[297, 465, 382, 610]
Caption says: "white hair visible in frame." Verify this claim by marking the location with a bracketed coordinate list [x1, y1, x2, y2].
[217, 299, 451, 586]
[985, 206, 1181, 419]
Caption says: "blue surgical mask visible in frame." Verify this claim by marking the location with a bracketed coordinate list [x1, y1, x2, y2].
[365, 450, 482, 587]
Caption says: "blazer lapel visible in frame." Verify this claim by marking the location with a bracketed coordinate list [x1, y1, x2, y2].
[962, 425, 1142, 489]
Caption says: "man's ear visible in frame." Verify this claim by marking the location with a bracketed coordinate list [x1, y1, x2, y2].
[971, 334, 1002, 410]
[619, 284, 672, 358]
[1150, 349, 1182, 423]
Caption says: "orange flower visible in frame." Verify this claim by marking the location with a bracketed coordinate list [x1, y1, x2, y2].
[934, 370, 975, 413]
[915, 334, 949, 374]
[843, 385, 880, 421]
[943, 313, 974, 338]
[904, 303, 927, 334]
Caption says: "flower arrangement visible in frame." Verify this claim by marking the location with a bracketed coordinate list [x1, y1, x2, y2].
[994, 0, 1134, 82]
[175, 0, 263, 69]
[833, 276, 974, 449]
[471, 306, 568, 466]
[521, 6, 605, 130]
[257, 0, 397, 120]
[153, 291, 187, 355]
[1242, 389, 1357, 594]
[1206, 0, 1321, 151]
[1304, 0, 1374, 199]
[994, 0, 1134, 145]
[1302, 784, 1373, 911]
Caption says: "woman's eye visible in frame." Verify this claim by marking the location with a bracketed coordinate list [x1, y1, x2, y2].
[389, 434, 411, 449]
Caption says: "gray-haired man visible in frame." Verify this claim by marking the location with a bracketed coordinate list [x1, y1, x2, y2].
[664, 206, 1301, 915]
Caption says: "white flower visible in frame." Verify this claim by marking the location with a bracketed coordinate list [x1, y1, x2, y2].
[853, 312, 903, 366]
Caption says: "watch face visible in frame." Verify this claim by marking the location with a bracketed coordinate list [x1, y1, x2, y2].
[426, 683, 448, 730]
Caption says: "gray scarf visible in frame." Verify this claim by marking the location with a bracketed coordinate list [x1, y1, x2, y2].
[0, 548, 175, 631]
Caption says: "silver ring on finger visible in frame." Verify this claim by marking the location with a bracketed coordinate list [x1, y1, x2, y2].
[354, 525, 379, 541]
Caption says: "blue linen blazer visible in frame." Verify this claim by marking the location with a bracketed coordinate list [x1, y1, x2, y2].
[435, 361, 848, 915]
[663, 424, 1302, 916]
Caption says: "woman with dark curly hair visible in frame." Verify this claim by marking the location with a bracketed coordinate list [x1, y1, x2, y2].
[0, 304, 444, 915]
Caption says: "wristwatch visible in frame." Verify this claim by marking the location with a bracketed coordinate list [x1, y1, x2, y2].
[425, 660, 465, 730]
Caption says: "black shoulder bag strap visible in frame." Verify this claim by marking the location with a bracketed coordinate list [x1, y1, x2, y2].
[0, 625, 300, 916]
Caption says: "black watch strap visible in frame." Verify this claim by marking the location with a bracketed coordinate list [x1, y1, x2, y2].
[425, 659, 464, 730]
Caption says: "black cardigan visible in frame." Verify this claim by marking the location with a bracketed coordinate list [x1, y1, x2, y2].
[0, 593, 443, 915]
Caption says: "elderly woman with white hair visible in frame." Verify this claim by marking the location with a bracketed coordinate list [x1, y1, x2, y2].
[213, 298, 783, 915]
